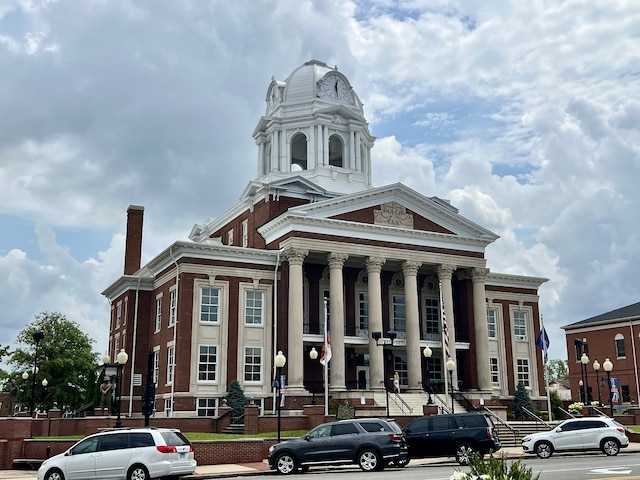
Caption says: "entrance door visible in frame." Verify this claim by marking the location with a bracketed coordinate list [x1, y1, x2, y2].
[356, 366, 369, 390]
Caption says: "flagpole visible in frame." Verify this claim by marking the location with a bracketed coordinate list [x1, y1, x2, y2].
[323, 298, 329, 416]
[541, 315, 552, 421]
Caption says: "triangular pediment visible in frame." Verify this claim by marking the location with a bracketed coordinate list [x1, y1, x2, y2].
[239, 175, 331, 202]
[258, 183, 499, 251]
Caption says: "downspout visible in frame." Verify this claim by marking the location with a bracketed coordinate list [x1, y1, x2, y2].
[272, 249, 281, 414]
[128, 277, 141, 417]
[169, 245, 179, 417]
[630, 320, 640, 405]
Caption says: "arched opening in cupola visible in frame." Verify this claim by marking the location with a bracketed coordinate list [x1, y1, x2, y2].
[291, 132, 307, 170]
[329, 134, 343, 167]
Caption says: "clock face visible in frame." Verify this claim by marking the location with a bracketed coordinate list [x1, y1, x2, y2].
[322, 73, 348, 99]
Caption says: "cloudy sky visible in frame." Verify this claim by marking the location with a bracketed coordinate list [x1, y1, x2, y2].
[1, 0, 638, 366]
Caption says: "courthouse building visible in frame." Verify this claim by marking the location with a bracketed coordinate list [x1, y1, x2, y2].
[102, 60, 548, 417]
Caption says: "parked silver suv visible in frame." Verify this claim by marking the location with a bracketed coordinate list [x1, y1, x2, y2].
[37, 427, 196, 480]
[522, 416, 629, 458]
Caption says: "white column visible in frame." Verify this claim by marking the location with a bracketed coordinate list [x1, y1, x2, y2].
[403, 260, 422, 391]
[366, 257, 386, 391]
[438, 264, 457, 386]
[472, 267, 492, 391]
[355, 131, 361, 171]
[323, 125, 329, 165]
[309, 126, 316, 169]
[284, 247, 308, 393]
[328, 252, 348, 391]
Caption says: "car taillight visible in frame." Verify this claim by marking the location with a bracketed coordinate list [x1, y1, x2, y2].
[616, 427, 625, 433]
[388, 433, 403, 442]
[487, 427, 492, 438]
[157, 445, 177, 453]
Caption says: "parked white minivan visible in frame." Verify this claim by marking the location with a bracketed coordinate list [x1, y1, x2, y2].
[37, 427, 196, 480]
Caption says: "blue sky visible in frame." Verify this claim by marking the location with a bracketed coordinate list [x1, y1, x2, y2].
[1, 0, 639, 367]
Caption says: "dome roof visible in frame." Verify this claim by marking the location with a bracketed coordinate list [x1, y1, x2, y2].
[283, 59, 335, 103]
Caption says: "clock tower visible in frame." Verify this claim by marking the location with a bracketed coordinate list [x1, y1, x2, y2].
[252, 60, 375, 196]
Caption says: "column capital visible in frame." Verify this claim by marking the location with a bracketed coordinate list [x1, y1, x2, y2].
[366, 256, 386, 273]
[471, 267, 490, 283]
[283, 247, 308, 266]
[437, 264, 457, 281]
[402, 260, 422, 276]
[327, 252, 349, 269]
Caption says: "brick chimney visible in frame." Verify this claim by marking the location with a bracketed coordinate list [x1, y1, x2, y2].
[124, 205, 144, 275]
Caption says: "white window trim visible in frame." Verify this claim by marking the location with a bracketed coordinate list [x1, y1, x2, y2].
[155, 294, 163, 333]
[487, 308, 498, 339]
[244, 289, 265, 327]
[166, 344, 175, 386]
[243, 346, 263, 384]
[516, 357, 531, 388]
[168, 289, 177, 327]
[197, 344, 219, 385]
[200, 285, 222, 324]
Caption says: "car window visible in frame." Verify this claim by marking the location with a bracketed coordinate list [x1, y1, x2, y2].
[560, 421, 581, 432]
[459, 415, 488, 428]
[130, 432, 155, 447]
[160, 431, 191, 446]
[98, 433, 130, 451]
[308, 424, 332, 438]
[359, 421, 386, 432]
[431, 416, 457, 431]
[71, 437, 99, 455]
[582, 420, 606, 429]
[333, 423, 359, 436]
[406, 418, 429, 434]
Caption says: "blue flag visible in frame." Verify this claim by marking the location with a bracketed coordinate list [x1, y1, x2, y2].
[536, 327, 550, 363]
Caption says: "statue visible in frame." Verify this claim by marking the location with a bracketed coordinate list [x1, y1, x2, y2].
[8, 380, 18, 416]
[393, 372, 400, 393]
[100, 377, 113, 412]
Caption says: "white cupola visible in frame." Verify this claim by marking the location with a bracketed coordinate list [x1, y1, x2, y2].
[252, 60, 375, 195]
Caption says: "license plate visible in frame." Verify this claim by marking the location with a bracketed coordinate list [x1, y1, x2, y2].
[179, 452, 186, 459]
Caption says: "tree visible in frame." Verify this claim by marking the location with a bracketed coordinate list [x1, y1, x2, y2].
[225, 379, 249, 423]
[549, 389, 565, 420]
[513, 382, 533, 420]
[545, 359, 569, 381]
[8, 312, 98, 413]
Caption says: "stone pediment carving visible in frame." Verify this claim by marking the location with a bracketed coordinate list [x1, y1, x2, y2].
[373, 202, 414, 228]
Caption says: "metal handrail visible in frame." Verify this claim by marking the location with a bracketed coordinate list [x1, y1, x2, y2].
[482, 406, 519, 445]
[558, 406, 575, 419]
[383, 381, 413, 415]
[521, 406, 553, 430]
[431, 392, 453, 414]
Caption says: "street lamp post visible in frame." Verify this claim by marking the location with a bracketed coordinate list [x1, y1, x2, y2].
[581, 353, 590, 403]
[603, 358, 614, 417]
[30, 331, 45, 417]
[21, 371, 29, 412]
[372, 331, 397, 417]
[309, 347, 318, 405]
[423, 346, 433, 404]
[593, 359, 601, 406]
[41, 378, 48, 412]
[115, 349, 129, 428]
[274, 351, 287, 442]
[446, 358, 456, 413]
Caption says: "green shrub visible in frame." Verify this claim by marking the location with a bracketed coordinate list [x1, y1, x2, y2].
[451, 452, 540, 480]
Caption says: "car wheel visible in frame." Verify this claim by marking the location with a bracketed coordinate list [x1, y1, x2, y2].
[44, 468, 65, 480]
[275, 453, 297, 475]
[602, 438, 621, 456]
[358, 448, 381, 471]
[394, 457, 410, 467]
[455, 443, 476, 465]
[127, 464, 149, 480]
[535, 441, 554, 459]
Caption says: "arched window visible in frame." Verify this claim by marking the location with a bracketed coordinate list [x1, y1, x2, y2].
[291, 133, 307, 170]
[615, 333, 626, 358]
[329, 134, 343, 167]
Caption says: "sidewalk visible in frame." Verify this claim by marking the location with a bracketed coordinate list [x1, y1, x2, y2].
[4, 445, 640, 479]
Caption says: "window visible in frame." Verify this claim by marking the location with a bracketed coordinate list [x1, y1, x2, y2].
[487, 309, 497, 339]
[291, 132, 308, 170]
[155, 297, 162, 332]
[152, 350, 159, 385]
[245, 291, 264, 325]
[166, 346, 174, 385]
[164, 397, 172, 417]
[169, 290, 176, 327]
[517, 358, 530, 387]
[197, 398, 218, 417]
[513, 311, 527, 341]
[244, 347, 262, 383]
[198, 345, 218, 382]
[328, 134, 343, 167]
[615, 334, 626, 358]
[357, 292, 368, 336]
[393, 355, 408, 387]
[392, 295, 406, 335]
[424, 298, 440, 340]
[114, 336, 120, 354]
[490, 357, 500, 385]
[228, 229, 234, 245]
[242, 219, 248, 247]
[201, 287, 220, 323]
[116, 303, 122, 328]
[334, 423, 358, 435]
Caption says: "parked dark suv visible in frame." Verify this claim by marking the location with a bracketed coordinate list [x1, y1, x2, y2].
[268, 418, 408, 474]
[403, 413, 501, 465]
